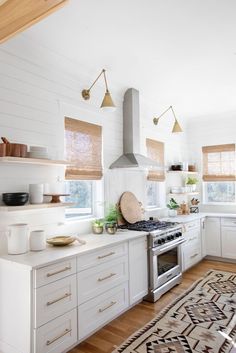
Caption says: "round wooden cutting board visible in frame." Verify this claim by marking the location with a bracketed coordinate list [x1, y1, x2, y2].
[119, 191, 142, 224]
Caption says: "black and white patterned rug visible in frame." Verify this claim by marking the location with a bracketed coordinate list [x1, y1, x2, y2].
[113, 270, 236, 353]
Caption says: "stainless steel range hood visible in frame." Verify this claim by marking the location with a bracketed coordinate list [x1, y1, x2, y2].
[110, 88, 159, 169]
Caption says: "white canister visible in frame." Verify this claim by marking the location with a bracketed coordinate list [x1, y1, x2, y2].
[29, 184, 43, 204]
[30, 230, 46, 251]
[7, 223, 29, 255]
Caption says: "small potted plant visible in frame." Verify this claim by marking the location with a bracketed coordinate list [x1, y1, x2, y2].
[92, 219, 104, 234]
[186, 177, 198, 192]
[167, 198, 179, 217]
[104, 204, 121, 234]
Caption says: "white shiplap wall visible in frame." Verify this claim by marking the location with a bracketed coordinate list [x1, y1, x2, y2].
[0, 34, 188, 253]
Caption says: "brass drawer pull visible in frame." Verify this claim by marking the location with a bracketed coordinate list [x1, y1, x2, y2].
[46, 266, 71, 277]
[98, 273, 116, 282]
[47, 292, 71, 306]
[190, 253, 198, 259]
[46, 328, 71, 346]
[97, 251, 115, 259]
[98, 301, 116, 313]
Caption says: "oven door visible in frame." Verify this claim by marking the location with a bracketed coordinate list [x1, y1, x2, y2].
[150, 239, 185, 290]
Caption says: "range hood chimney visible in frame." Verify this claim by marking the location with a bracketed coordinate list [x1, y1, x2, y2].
[110, 88, 159, 169]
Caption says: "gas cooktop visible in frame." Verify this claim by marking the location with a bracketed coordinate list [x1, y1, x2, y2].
[119, 220, 178, 232]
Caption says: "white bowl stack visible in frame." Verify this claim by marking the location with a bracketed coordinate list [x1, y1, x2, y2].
[29, 146, 48, 159]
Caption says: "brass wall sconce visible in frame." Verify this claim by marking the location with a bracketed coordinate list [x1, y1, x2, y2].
[81, 69, 116, 112]
[153, 105, 183, 133]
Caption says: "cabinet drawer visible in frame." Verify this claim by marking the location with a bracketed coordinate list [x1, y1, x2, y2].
[78, 282, 128, 340]
[183, 244, 201, 271]
[34, 258, 76, 288]
[34, 275, 77, 328]
[184, 220, 200, 232]
[77, 242, 128, 271]
[34, 308, 77, 353]
[183, 228, 200, 245]
[77, 256, 128, 304]
[221, 218, 236, 226]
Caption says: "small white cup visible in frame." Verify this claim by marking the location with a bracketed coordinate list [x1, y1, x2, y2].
[29, 184, 43, 204]
[30, 230, 46, 251]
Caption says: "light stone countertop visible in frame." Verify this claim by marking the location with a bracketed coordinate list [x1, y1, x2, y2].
[161, 212, 236, 223]
[0, 230, 147, 270]
[1, 212, 236, 270]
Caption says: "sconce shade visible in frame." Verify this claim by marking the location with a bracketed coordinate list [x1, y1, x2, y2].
[81, 69, 116, 111]
[172, 119, 182, 133]
[153, 105, 183, 133]
[100, 91, 116, 112]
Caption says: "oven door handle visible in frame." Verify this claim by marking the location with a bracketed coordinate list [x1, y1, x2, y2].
[152, 239, 186, 255]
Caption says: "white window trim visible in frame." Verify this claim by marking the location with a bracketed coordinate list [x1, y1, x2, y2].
[65, 179, 104, 222]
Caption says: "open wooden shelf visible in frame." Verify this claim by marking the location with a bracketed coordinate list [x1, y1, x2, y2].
[168, 192, 199, 196]
[0, 202, 75, 212]
[0, 156, 69, 166]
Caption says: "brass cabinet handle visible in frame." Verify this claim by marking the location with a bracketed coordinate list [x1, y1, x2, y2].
[46, 292, 71, 306]
[98, 301, 116, 313]
[46, 328, 71, 346]
[46, 266, 71, 277]
[190, 253, 198, 259]
[97, 251, 115, 259]
[98, 273, 116, 282]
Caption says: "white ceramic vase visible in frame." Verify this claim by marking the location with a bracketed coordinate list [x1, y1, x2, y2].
[29, 184, 43, 204]
[30, 230, 46, 251]
[168, 209, 177, 217]
[7, 223, 29, 254]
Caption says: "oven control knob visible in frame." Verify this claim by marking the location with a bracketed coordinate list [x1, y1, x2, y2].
[170, 235, 174, 240]
[161, 238, 166, 243]
[157, 239, 162, 244]
[167, 236, 171, 240]
[176, 232, 181, 237]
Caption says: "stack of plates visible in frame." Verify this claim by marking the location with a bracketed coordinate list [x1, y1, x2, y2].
[29, 146, 48, 159]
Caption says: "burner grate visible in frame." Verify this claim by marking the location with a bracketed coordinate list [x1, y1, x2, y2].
[119, 220, 176, 232]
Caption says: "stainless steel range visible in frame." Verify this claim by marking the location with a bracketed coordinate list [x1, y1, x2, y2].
[120, 220, 184, 302]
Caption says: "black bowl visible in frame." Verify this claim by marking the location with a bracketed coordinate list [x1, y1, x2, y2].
[2, 192, 29, 206]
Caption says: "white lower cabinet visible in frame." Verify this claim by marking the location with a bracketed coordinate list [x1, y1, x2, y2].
[77, 256, 128, 304]
[34, 308, 77, 353]
[78, 283, 128, 340]
[34, 274, 77, 328]
[221, 218, 236, 259]
[182, 221, 201, 271]
[128, 236, 148, 304]
[0, 236, 149, 353]
[205, 217, 221, 257]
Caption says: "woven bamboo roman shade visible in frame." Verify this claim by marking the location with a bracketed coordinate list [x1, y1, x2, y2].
[202, 144, 236, 181]
[65, 117, 103, 180]
[146, 138, 165, 181]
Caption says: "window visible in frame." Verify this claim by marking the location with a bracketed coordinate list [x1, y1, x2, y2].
[146, 139, 165, 209]
[65, 180, 93, 218]
[146, 138, 165, 181]
[146, 181, 160, 208]
[64, 117, 103, 218]
[202, 144, 236, 204]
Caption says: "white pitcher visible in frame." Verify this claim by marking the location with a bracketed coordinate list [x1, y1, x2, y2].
[7, 223, 29, 255]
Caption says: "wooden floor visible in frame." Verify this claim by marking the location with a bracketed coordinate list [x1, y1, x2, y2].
[69, 260, 236, 353]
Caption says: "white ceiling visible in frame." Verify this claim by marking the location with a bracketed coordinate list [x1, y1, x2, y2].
[23, 0, 236, 122]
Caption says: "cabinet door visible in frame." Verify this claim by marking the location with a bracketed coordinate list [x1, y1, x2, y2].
[201, 218, 207, 258]
[0, 0, 68, 43]
[205, 217, 221, 256]
[221, 226, 236, 259]
[182, 228, 201, 271]
[129, 236, 148, 305]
